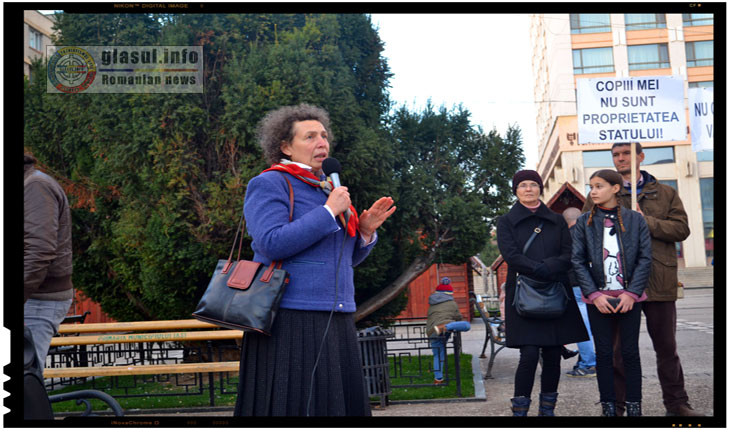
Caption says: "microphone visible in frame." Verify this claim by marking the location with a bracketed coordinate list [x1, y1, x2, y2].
[322, 157, 342, 188]
[321, 157, 349, 226]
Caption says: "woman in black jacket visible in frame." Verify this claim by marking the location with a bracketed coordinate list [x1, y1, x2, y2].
[497, 170, 589, 417]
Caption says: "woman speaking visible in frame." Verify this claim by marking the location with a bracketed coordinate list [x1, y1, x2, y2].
[234, 104, 396, 416]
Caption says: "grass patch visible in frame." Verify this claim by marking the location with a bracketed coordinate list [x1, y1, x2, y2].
[384, 353, 474, 401]
[51, 354, 475, 412]
[49, 374, 239, 413]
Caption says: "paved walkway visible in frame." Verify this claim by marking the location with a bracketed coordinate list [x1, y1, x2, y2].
[371, 285, 716, 419]
[118, 286, 715, 423]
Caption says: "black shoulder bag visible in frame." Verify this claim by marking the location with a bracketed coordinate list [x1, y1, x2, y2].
[192, 174, 292, 335]
[512, 222, 570, 319]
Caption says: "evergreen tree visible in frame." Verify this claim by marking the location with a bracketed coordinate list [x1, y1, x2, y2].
[25, 13, 395, 321]
[354, 104, 523, 323]
[25, 13, 521, 324]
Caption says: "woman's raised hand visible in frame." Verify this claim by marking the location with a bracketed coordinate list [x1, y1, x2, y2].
[358, 197, 396, 241]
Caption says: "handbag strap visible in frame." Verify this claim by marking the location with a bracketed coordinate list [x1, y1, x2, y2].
[521, 221, 544, 254]
[226, 174, 294, 265]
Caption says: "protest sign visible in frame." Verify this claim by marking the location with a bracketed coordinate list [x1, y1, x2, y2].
[689, 87, 713, 152]
[576, 76, 686, 144]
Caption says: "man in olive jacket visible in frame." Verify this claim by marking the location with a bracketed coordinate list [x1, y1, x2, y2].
[24, 154, 74, 364]
[582, 142, 700, 417]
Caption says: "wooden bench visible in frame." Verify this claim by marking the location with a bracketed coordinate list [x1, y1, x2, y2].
[48, 311, 93, 368]
[45, 319, 244, 407]
[60, 311, 92, 325]
[44, 361, 240, 378]
[469, 293, 506, 379]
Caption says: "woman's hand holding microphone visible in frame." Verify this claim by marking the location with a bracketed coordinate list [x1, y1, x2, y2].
[324, 186, 352, 216]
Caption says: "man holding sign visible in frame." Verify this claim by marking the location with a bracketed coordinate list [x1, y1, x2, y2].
[582, 142, 701, 417]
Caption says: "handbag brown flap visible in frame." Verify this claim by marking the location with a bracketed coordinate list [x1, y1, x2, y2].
[259, 261, 282, 283]
[227, 260, 263, 290]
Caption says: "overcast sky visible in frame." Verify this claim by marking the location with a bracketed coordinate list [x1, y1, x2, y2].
[370, 13, 539, 170]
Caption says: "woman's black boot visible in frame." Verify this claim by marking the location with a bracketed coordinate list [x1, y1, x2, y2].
[510, 396, 531, 417]
[538, 392, 558, 416]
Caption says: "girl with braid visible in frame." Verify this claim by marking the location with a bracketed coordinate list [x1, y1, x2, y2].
[571, 169, 652, 417]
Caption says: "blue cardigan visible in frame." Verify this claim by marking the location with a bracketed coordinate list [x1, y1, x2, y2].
[243, 170, 376, 312]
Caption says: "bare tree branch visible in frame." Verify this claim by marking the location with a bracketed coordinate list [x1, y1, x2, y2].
[354, 247, 437, 322]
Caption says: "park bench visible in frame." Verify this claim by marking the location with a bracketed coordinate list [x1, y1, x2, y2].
[24, 323, 125, 418]
[469, 292, 506, 379]
[48, 311, 92, 368]
[44, 319, 243, 407]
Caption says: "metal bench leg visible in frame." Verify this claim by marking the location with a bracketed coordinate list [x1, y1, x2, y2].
[485, 334, 496, 379]
[48, 389, 125, 416]
[486, 344, 506, 379]
[486, 347, 496, 379]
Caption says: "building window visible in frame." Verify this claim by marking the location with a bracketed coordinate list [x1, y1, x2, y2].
[699, 178, 713, 260]
[570, 14, 611, 34]
[688, 81, 714, 88]
[686, 41, 713, 67]
[628, 43, 670, 70]
[683, 13, 713, 26]
[573, 47, 614, 74]
[697, 151, 713, 162]
[643, 147, 674, 165]
[584, 147, 675, 169]
[582, 150, 613, 168]
[658, 179, 677, 190]
[625, 14, 667, 30]
[29, 27, 43, 51]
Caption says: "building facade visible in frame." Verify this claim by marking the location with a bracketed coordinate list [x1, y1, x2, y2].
[529, 13, 714, 268]
[24, 10, 56, 80]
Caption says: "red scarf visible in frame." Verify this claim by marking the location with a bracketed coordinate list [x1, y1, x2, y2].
[262, 163, 359, 237]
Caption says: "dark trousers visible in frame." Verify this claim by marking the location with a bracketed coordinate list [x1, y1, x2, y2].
[514, 345, 561, 397]
[588, 303, 642, 402]
[613, 301, 688, 409]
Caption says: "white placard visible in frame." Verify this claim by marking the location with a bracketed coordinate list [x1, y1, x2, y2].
[689, 87, 713, 152]
[576, 76, 686, 144]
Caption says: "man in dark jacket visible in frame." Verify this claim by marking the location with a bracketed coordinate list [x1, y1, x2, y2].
[24, 154, 74, 364]
[582, 142, 700, 417]
[426, 278, 470, 384]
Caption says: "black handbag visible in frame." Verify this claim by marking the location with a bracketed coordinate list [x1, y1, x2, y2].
[192, 175, 293, 335]
[513, 222, 570, 319]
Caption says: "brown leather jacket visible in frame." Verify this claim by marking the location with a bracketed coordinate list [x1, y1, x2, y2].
[24, 163, 74, 302]
[583, 171, 689, 301]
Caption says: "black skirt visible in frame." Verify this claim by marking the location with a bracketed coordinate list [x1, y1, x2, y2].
[233, 308, 371, 416]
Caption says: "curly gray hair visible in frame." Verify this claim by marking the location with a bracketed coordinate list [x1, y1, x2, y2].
[256, 103, 334, 165]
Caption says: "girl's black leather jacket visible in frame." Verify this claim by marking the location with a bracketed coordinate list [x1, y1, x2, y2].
[571, 207, 652, 298]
